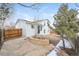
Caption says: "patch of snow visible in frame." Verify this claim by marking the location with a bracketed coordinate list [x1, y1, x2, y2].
[47, 39, 72, 56]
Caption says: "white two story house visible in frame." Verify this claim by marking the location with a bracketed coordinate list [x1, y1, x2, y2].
[15, 19, 50, 37]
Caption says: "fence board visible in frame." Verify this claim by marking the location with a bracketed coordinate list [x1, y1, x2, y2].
[4, 28, 22, 40]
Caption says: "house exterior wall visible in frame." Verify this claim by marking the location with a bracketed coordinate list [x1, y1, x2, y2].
[15, 20, 50, 38]
[37, 20, 50, 35]
[25, 24, 36, 37]
[15, 21, 37, 37]
[15, 21, 26, 37]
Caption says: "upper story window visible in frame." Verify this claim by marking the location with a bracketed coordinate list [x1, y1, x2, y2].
[31, 25, 34, 28]
[38, 25, 42, 31]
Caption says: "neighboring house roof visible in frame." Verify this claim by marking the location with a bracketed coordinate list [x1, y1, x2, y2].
[15, 19, 49, 25]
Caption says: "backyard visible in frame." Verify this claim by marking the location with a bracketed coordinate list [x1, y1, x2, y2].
[0, 3, 79, 56]
[0, 32, 60, 56]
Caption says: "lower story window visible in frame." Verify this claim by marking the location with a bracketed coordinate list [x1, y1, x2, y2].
[44, 29, 46, 34]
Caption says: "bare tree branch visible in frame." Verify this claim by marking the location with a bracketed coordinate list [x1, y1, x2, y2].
[18, 3, 33, 8]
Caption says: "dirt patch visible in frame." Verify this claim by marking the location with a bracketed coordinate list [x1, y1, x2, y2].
[57, 49, 69, 56]
[34, 32, 61, 46]
[57, 48, 75, 56]
[29, 37, 49, 46]
[61, 48, 75, 56]
[25, 48, 49, 56]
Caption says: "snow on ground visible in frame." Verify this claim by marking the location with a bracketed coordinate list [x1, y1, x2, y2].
[47, 39, 72, 56]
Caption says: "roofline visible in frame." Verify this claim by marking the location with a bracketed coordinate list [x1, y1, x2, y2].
[15, 19, 49, 26]
[15, 19, 31, 26]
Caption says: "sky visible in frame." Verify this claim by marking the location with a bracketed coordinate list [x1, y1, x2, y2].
[4, 3, 79, 26]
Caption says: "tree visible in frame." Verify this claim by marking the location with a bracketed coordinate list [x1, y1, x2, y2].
[0, 3, 12, 48]
[53, 4, 79, 55]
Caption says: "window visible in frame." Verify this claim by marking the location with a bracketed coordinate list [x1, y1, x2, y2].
[44, 29, 46, 34]
[40, 25, 42, 31]
[31, 25, 34, 28]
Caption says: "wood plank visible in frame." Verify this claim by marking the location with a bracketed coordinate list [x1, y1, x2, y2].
[4, 29, 22, 39]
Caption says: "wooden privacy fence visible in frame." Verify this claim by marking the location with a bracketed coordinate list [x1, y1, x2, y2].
[4, 28, 22, 40]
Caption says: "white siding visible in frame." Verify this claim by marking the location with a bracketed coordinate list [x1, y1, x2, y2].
[15, 21, 37, 37]
[15, 20, 50, 38]
[25, 24, 36, 37]
[15, 21, 26, 37]
[37, 20, 50, 35]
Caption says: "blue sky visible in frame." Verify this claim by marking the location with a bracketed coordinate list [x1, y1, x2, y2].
[5, 3, 78, 26]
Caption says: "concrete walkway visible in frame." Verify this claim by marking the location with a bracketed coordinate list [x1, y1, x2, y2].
[0, 37, 53, 56]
